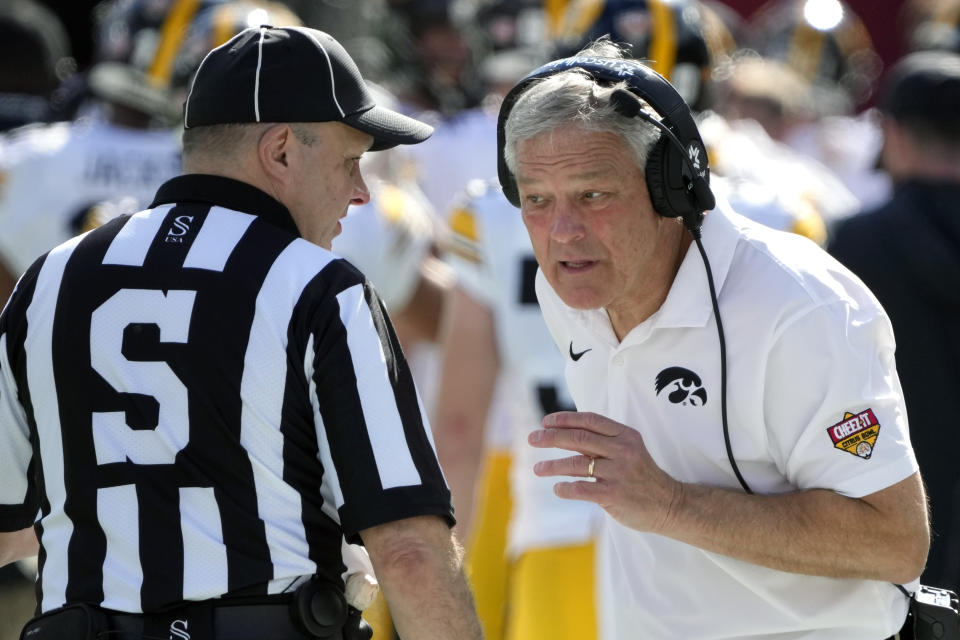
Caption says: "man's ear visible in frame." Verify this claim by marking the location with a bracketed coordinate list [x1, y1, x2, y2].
[257, 123, 295, 184]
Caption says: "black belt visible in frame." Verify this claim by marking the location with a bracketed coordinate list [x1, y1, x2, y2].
[105, 599, 316, 640]
[19, 579, 370, 640]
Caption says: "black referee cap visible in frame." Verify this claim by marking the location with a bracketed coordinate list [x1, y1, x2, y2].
[183, 26, 433, 151]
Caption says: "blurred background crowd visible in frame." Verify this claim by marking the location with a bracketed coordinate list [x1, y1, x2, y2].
[0, 0, 958, 639]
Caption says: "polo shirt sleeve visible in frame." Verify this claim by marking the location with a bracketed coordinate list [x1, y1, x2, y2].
[762, 299, 918, 499]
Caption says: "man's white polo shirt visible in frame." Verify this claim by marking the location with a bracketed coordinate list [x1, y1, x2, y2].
[535, 198, 918, 639]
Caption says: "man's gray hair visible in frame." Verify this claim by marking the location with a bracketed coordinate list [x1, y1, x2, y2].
[503, 39, 662, 174]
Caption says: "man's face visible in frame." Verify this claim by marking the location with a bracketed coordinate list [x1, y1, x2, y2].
[516, 125, 679, 333]
[288, 121, 373, 249]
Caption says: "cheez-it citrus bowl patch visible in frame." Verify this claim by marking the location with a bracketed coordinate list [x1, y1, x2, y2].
[828, 409, 881, 459]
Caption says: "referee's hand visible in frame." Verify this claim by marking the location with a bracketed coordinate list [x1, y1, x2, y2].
[529, 411, 684, 535]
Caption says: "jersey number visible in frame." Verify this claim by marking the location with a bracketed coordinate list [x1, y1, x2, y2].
[90, 289, 196, 466]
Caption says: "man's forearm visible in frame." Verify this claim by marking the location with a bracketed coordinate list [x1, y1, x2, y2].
[532, 412, 928, 584]
[435, 424, 486, 540]
[433, 288, 499, 539]
[362, 516, 483, 639]
[0, 526, 38, 568]
[661, 473, 928, 583]
[380, 547, 482, 640]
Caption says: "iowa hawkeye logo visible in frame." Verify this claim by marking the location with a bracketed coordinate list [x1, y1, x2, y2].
[827, 409, 881, 459]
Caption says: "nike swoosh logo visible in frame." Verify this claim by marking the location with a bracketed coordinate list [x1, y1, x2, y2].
[569, 341, 591, 361]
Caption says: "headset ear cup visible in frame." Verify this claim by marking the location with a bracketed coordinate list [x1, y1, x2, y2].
[644, 136, 678, 219]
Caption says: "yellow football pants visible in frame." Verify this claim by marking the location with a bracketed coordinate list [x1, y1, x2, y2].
[363, 450, 597, 640]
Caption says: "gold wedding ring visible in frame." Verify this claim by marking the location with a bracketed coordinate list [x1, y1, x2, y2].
[587, 457, 596, 478]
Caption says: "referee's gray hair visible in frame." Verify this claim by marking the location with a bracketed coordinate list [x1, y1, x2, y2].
[503, 39, 661, 174]
[182, 122, 319, 165]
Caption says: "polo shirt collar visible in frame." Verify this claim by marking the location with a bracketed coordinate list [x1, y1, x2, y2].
[652, 197, 740, 330]
[150, 174, 301, 237]
[565, 197, 742, 348]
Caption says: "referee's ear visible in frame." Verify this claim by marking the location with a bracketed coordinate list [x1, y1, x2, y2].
[257, 123, 295, 184]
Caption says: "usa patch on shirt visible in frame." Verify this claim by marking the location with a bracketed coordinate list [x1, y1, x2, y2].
[827, 409, 881, 459]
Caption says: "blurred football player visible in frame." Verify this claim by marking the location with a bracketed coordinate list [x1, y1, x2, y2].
[698, 97, 863, 242]
[902, 0, 960, 56]
[384, 0, 548, 217]
[718, 0, 891, 213]
[434, 177, 600, 640]
[0, 0, 73, 131]
[744, 0, 882, 113]
[545, 0, 738, 111]
[0, 0, 302, 306]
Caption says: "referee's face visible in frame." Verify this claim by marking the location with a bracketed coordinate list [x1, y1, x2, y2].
[287, 121, 373, 249]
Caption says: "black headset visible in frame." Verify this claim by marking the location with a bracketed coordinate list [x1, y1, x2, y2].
[496, 55, 716, 233]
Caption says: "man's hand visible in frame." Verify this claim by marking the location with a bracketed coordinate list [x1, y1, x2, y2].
[528, 411, 682, 533]
[529, 410, 928, 583]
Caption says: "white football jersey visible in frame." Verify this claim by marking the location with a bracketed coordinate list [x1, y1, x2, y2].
[698, 111, 860, 239]
[0, 114, 181, 276]
[444, 179, 601, 554]
[783, 110, 892, 212]
[336, 178, 436, 313]
[406, 107, 500, 216]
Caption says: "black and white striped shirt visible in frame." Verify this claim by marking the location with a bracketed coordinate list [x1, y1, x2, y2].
[0, 174, 453, 614]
